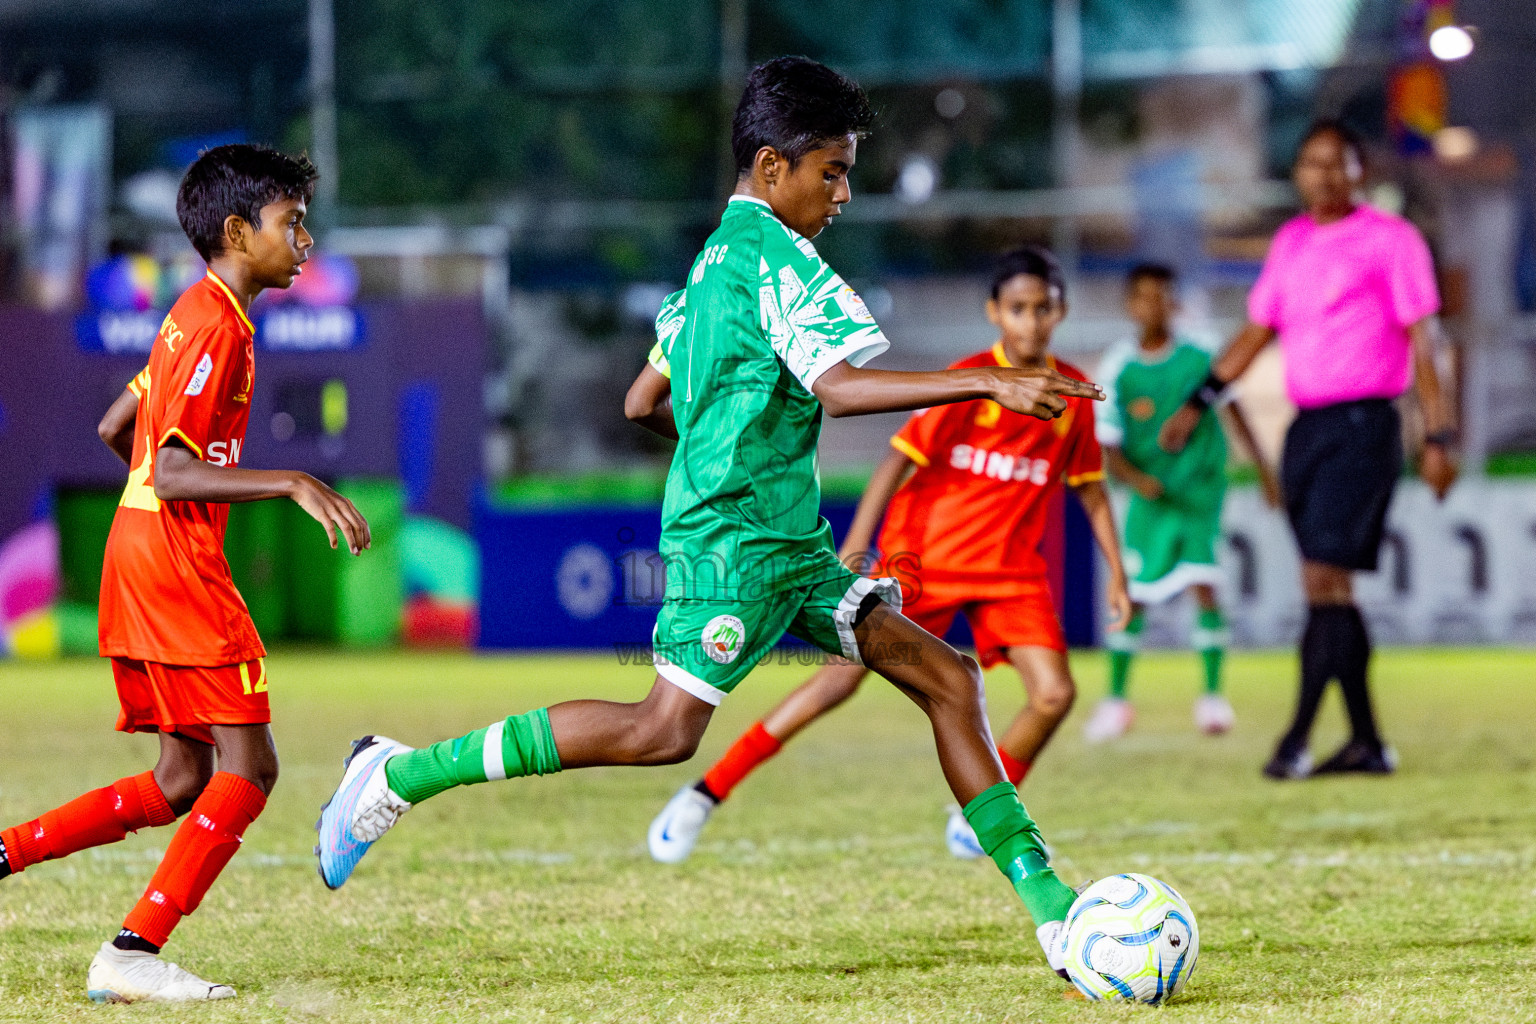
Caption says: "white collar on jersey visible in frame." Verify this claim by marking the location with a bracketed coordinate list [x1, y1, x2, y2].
[727, 194, 774, 211]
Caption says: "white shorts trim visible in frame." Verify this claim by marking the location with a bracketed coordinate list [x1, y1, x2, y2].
[833, 575, 903, 665]
[654, 658, 726, 706]
[482, 719, 508, 781]
[1129, 562, 1223, 605]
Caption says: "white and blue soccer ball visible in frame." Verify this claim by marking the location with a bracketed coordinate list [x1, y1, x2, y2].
[1061, 873, 1199, 1004]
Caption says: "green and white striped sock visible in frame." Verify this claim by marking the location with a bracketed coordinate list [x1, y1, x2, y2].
[384, 708, 563, 805]
[1193, 608, 1227, 694]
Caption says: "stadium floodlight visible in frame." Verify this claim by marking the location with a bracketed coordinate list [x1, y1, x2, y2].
[1428, 25, 1475, 61]
[896, 155, 938, 204]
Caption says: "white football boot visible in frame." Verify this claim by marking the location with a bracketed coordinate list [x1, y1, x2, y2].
[1082, 697, 1135, 744]
[1036, 919, 1069, 978]
[86, 943, 235, 1003]
[943, 805, 986, 860]
[647, 784, 716, 863]
[1194, 693, 1236, 735]
[316, 735, 414, 889]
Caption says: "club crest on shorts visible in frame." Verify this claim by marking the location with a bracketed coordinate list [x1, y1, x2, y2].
[701, 614, 746, 664]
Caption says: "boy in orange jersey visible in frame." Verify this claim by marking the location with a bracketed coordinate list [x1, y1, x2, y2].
[0, 145, 370, 1003]
[648, 244, 1131, 863]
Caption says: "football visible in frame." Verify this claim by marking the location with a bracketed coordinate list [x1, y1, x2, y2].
[1061, 873, 1199, 1004]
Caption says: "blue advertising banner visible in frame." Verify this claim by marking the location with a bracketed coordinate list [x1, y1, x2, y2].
[476, 498, 1098, 652]
[75, 305, 366, 354]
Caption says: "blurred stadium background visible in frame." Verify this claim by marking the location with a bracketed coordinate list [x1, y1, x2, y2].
[2, 0, 1535, 662]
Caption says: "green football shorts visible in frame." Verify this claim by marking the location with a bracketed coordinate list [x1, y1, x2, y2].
[651, 569, 901, 704]
[1122, 495, 1224, 605]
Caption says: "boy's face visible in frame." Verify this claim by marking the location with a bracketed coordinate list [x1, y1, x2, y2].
[986, 273, 1064, 361]
[764, 136, 856, 239]
[236, 197, 313, 288]
[1125, 276, 1176, 334]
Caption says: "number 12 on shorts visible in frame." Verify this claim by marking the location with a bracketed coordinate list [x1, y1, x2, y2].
[238, 659, 268, 695]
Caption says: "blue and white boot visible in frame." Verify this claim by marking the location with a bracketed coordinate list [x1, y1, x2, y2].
[316, 735, 413, 890]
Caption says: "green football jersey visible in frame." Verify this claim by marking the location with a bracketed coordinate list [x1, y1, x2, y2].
[648, 196, 890, 600]
[1095, 337, 1226, 513]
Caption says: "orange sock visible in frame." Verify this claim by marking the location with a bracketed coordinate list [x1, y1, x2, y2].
[997, 747, 1031, 785]
[700, 721, 783, 801]
[122, 772, 266, 948]
[1, 772, 174, 874]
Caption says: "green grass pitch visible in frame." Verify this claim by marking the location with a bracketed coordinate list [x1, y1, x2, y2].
[1, 647, 1534, 1022]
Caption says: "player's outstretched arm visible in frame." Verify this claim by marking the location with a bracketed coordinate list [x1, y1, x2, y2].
[1160, 322, 1275, 453]
[1071, 479, 1132, 632]
[153, 443, 372, 555]
[97, 388, 139, 466]
[837, 448, 914, 567]
[623, 363, 677, 440]
[812, 361, 1102, 421]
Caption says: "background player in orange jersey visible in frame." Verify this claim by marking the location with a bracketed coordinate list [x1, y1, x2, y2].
[0, 144, 370, 1004]
[648, 244, 1131, 863]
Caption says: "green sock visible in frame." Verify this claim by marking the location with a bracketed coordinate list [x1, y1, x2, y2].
[1106, 610, 1144, 699]
[1193, 608, 1226, 694]
[384, 708, 563, 804]
[963, 782, 1075, 925]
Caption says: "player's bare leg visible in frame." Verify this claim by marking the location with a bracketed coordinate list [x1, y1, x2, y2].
[856, 601, 1077, 973]
[545, 679, 715, 768]
[650, 661, 869, 862]
[762, 661, 871, 740]
[997, 645, 1076, 780]
[91, 723, 276, 1003]
[319, 675, 716, 885]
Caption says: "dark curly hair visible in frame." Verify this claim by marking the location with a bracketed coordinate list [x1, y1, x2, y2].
[731, 57, 875, 174]
[177, 144, 318, 261]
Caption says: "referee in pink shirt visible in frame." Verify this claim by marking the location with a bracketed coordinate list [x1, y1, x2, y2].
[1161, 120, 1457, 778]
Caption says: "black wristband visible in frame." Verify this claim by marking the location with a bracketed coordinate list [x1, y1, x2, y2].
[1186, 371, 1227, 413]
[1424, 428, 1459, 448]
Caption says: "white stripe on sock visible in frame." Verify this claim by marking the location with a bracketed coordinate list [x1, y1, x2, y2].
[482, 720, 508, 781]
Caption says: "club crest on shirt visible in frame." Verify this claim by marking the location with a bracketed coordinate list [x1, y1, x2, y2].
[701, 614, 746, 665]
[184, 354, 213, 396]
[1129, 396, 1156, 422]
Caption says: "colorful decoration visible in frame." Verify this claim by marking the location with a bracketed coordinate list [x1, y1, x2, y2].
[0, 521, 62, 659]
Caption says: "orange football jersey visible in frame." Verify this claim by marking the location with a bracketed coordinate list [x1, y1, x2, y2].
[879, 345, 1103, 584]
[98, 271, 264, 666]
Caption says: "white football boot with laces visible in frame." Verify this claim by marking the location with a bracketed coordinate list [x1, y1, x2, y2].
[87, 942, 235, 1003]
[647, 785, 716, 863]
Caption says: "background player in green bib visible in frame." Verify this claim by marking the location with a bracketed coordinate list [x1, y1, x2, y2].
[317, 56, 1105, 982]
[1084, 264, 1278, 742]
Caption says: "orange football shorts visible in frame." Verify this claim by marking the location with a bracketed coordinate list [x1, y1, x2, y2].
[901, 576, 1066, 666]
[112, 657, 271, 745]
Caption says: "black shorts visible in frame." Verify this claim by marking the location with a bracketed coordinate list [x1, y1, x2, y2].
[1281, 399, 1402, 572]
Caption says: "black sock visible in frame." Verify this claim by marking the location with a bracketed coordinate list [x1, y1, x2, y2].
[693, 779, 722, 804]
[1279, 605, 1344, 752]
[112, 929, 160, 955]
[1334, 605, 1381, 747]
[0, 837, 10, 880]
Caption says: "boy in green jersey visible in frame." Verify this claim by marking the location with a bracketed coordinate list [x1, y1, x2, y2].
[1083, 263, 1278, 742]
[316, 57, 1102, 980]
